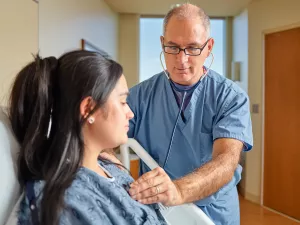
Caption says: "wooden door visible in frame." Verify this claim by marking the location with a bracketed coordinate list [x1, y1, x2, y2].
[264, 27, 300, 220]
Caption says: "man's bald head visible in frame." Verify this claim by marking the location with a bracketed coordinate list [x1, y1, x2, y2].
[163, 3, 210, 39]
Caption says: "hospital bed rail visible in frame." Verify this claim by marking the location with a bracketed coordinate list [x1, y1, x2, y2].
[120, 138, 215, 225]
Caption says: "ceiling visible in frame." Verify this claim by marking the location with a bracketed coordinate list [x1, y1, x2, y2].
[104, 0, 254, 17]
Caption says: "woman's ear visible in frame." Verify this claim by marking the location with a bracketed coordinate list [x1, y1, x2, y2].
[80, 96, 95, 119]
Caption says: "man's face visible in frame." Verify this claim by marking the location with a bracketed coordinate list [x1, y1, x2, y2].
[161, 16, 214, 85]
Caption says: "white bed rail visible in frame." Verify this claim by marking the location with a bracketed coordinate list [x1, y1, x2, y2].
[120, 138, 215, 225]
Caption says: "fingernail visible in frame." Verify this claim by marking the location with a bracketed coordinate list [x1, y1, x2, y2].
[131, 195, 136, 199]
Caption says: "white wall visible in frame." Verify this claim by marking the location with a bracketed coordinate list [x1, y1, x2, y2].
[246, 0, 300, 203]
[232, 9, 249, 198]
[119, 14, 140, 88]
[232, 9, 248, 93]
[39, 0, 119, 60]
[0, 1, 38, 106]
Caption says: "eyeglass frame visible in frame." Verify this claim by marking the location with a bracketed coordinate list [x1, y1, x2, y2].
[162, 38, 211, 56]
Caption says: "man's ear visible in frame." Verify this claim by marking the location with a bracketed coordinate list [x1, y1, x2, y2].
[207, 38, 214, 57]
[160, 36, 164, 50]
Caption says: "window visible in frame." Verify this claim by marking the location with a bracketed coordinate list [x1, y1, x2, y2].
[139, 18, 164, 82]
[206, 19, 225, 76]
[139, 17, 226, 82]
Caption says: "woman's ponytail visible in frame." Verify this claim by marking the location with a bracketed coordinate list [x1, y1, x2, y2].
[9, 55, 58, 183]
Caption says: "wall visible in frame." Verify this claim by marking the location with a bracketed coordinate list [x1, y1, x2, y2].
[232, 9, 248, 93]
[246, 0, 300, 203]
[39, 0, 119, 60]
[0, 1, 38, 106]
[119, 14, 140, 88]
[232, 9, 249, 197]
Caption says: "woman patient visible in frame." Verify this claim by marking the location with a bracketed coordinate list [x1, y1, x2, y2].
[9, 50, 166, 225]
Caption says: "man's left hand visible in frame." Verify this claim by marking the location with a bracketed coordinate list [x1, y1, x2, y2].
[128, 167, 184, 206]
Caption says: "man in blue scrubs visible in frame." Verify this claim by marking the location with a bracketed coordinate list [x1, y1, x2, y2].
[127, 3, 253, 225]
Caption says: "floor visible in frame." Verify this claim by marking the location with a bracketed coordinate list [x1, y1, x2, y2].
[240, 197, 300, 225]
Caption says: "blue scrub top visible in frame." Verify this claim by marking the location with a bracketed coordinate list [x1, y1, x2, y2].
[127, 70, 253, 225]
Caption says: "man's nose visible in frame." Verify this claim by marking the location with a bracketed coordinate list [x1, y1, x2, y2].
[176, 50, 188, 63]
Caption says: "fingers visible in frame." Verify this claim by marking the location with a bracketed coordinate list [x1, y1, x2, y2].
[128, 167, 183, 206]
[129, 175, 166, 197]
[133, 185, 177, 206]
[131, 167, 164, 186]
[129, 167, 175, 205]
[129, 167, 166, 193]
[137, 192, 170, 205]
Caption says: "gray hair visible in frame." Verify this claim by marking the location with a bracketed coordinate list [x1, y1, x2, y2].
[163, 3, 211, 39]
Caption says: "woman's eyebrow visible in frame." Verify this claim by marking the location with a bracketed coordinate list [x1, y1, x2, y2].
[119, 91, 129, 96]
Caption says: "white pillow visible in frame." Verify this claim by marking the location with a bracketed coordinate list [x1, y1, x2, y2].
[4, 193, 24, 225]
[0, 108, 21, 225]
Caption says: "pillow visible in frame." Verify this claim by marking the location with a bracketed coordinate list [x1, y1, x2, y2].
[4, 193, 24, 225]
[0, 108, 21, 225]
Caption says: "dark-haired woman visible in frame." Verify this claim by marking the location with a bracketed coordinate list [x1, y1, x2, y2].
[10, 50, 166, 225]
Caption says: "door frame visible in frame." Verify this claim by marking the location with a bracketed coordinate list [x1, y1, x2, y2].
[261, 22, 300, 206]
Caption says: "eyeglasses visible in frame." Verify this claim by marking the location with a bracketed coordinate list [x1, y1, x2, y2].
[163, 38, 210, 56]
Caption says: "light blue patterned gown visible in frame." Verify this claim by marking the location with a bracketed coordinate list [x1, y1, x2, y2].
[17, 160, 167, 225]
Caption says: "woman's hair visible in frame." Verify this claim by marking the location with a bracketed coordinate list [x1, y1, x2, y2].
[9, 50, 123, 225]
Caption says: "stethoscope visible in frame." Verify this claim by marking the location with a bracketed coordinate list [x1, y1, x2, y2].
[159, 50, 214, 169]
